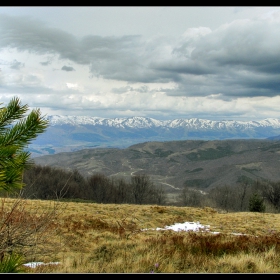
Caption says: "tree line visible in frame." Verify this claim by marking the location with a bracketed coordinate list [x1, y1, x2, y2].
[5, 163, 277, 213]
[20, 164, 167, 205]
[179, 179, 280, 213]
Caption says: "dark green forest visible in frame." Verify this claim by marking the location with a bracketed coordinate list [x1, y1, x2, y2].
[3, 164, 279, 213]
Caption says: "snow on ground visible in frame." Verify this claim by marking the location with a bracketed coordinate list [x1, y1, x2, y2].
[23, 261, 60, 268]
[143, 221, 220, 234]
[155, 221, 212, 232]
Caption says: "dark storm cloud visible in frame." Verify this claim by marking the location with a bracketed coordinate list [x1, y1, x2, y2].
[0, 14, 156, 81]
[163, 20, 280, 98]
[61, 65, 75, 72]
[0, 14, 77, 55]
[1, 14, 280, 99]
[151, 60, 214, 76]
[190, 20, 280, 72]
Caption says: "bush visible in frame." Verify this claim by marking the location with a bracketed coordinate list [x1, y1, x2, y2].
[249, 193, 266, 213]
[0, 196, 65, 266]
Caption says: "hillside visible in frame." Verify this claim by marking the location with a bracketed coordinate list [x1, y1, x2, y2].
[33, 139, 280, 193]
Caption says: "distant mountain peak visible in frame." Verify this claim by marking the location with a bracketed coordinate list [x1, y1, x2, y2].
[46, 115, 280, 129]
[30, 115, 280, 157]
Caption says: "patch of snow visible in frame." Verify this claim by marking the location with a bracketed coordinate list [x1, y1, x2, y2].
[23, 261, 60, 268]
[143, 221, 245, 236]
[156, 221, 210, 232]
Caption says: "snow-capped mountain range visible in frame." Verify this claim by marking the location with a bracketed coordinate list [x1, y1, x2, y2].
[29, 115, 280, 157]
[47, 115, 280, 130]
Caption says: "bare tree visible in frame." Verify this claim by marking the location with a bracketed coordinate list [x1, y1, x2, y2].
[239, 182, 249, 211]
[150, 185, 167, 205]
[87, 173, 111, 203]
[262, 181, 280, 211]
[208, 185, 239, 212]
[180, 186, 204, 207]
[112, 178, 131, 204]
[130, 174, 154, 205]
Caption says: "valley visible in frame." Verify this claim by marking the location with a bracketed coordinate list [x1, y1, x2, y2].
[33, 139, 280, 193]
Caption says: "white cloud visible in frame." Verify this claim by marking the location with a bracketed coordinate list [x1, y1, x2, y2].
[66, 83, 78, 89]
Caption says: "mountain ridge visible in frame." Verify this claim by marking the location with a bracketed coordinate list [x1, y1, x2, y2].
[29, 115, 280, 157]
[47, 115, 280, 129]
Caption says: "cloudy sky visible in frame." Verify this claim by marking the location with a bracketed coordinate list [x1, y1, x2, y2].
[1, 6, 280, 121]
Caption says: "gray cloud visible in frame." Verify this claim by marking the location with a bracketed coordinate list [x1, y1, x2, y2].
[40, 61, 51, 66]
[0, 84, 54, 94]
[61, 65, 75, 72]
[189, 21, 280, 72]
[0, 14, 77, 56]
[10, 59, 24, 70]
[111, 86, 134, 94]
[1, 12, 280, 102]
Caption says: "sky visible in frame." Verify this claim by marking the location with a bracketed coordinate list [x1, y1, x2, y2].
[1, 6, 280, 121]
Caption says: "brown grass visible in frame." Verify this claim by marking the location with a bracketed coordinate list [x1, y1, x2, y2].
[2, 198, 280, 273]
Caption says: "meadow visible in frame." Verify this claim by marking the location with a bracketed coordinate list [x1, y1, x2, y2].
[1, 197, 280, 273]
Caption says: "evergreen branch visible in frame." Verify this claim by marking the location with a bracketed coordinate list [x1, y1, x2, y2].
[0, 97, 49, 191]
[0, 109, 49, 148]
[0, 97, 28, 131]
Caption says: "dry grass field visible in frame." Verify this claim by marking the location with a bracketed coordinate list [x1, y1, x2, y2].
[1, 197, 280, 273]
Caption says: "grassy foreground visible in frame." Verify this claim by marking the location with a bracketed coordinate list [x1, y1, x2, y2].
[2, 197, 280, 273]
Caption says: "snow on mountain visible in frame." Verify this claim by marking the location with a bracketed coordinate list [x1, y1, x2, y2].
[29, 115, 280, 157]
[47, 115, 160, 128]
[47, 115, 280, 130]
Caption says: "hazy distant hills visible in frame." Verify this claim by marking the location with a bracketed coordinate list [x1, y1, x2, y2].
[33, 139, 280, 193]
[29, 115, 280, 157]
[31, 116, 280, 194]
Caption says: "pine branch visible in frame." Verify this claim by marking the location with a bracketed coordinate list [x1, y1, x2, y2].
[0, 109, 49, 148]
[0, 97, 28, 132]
[0, 97, 49, 191]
